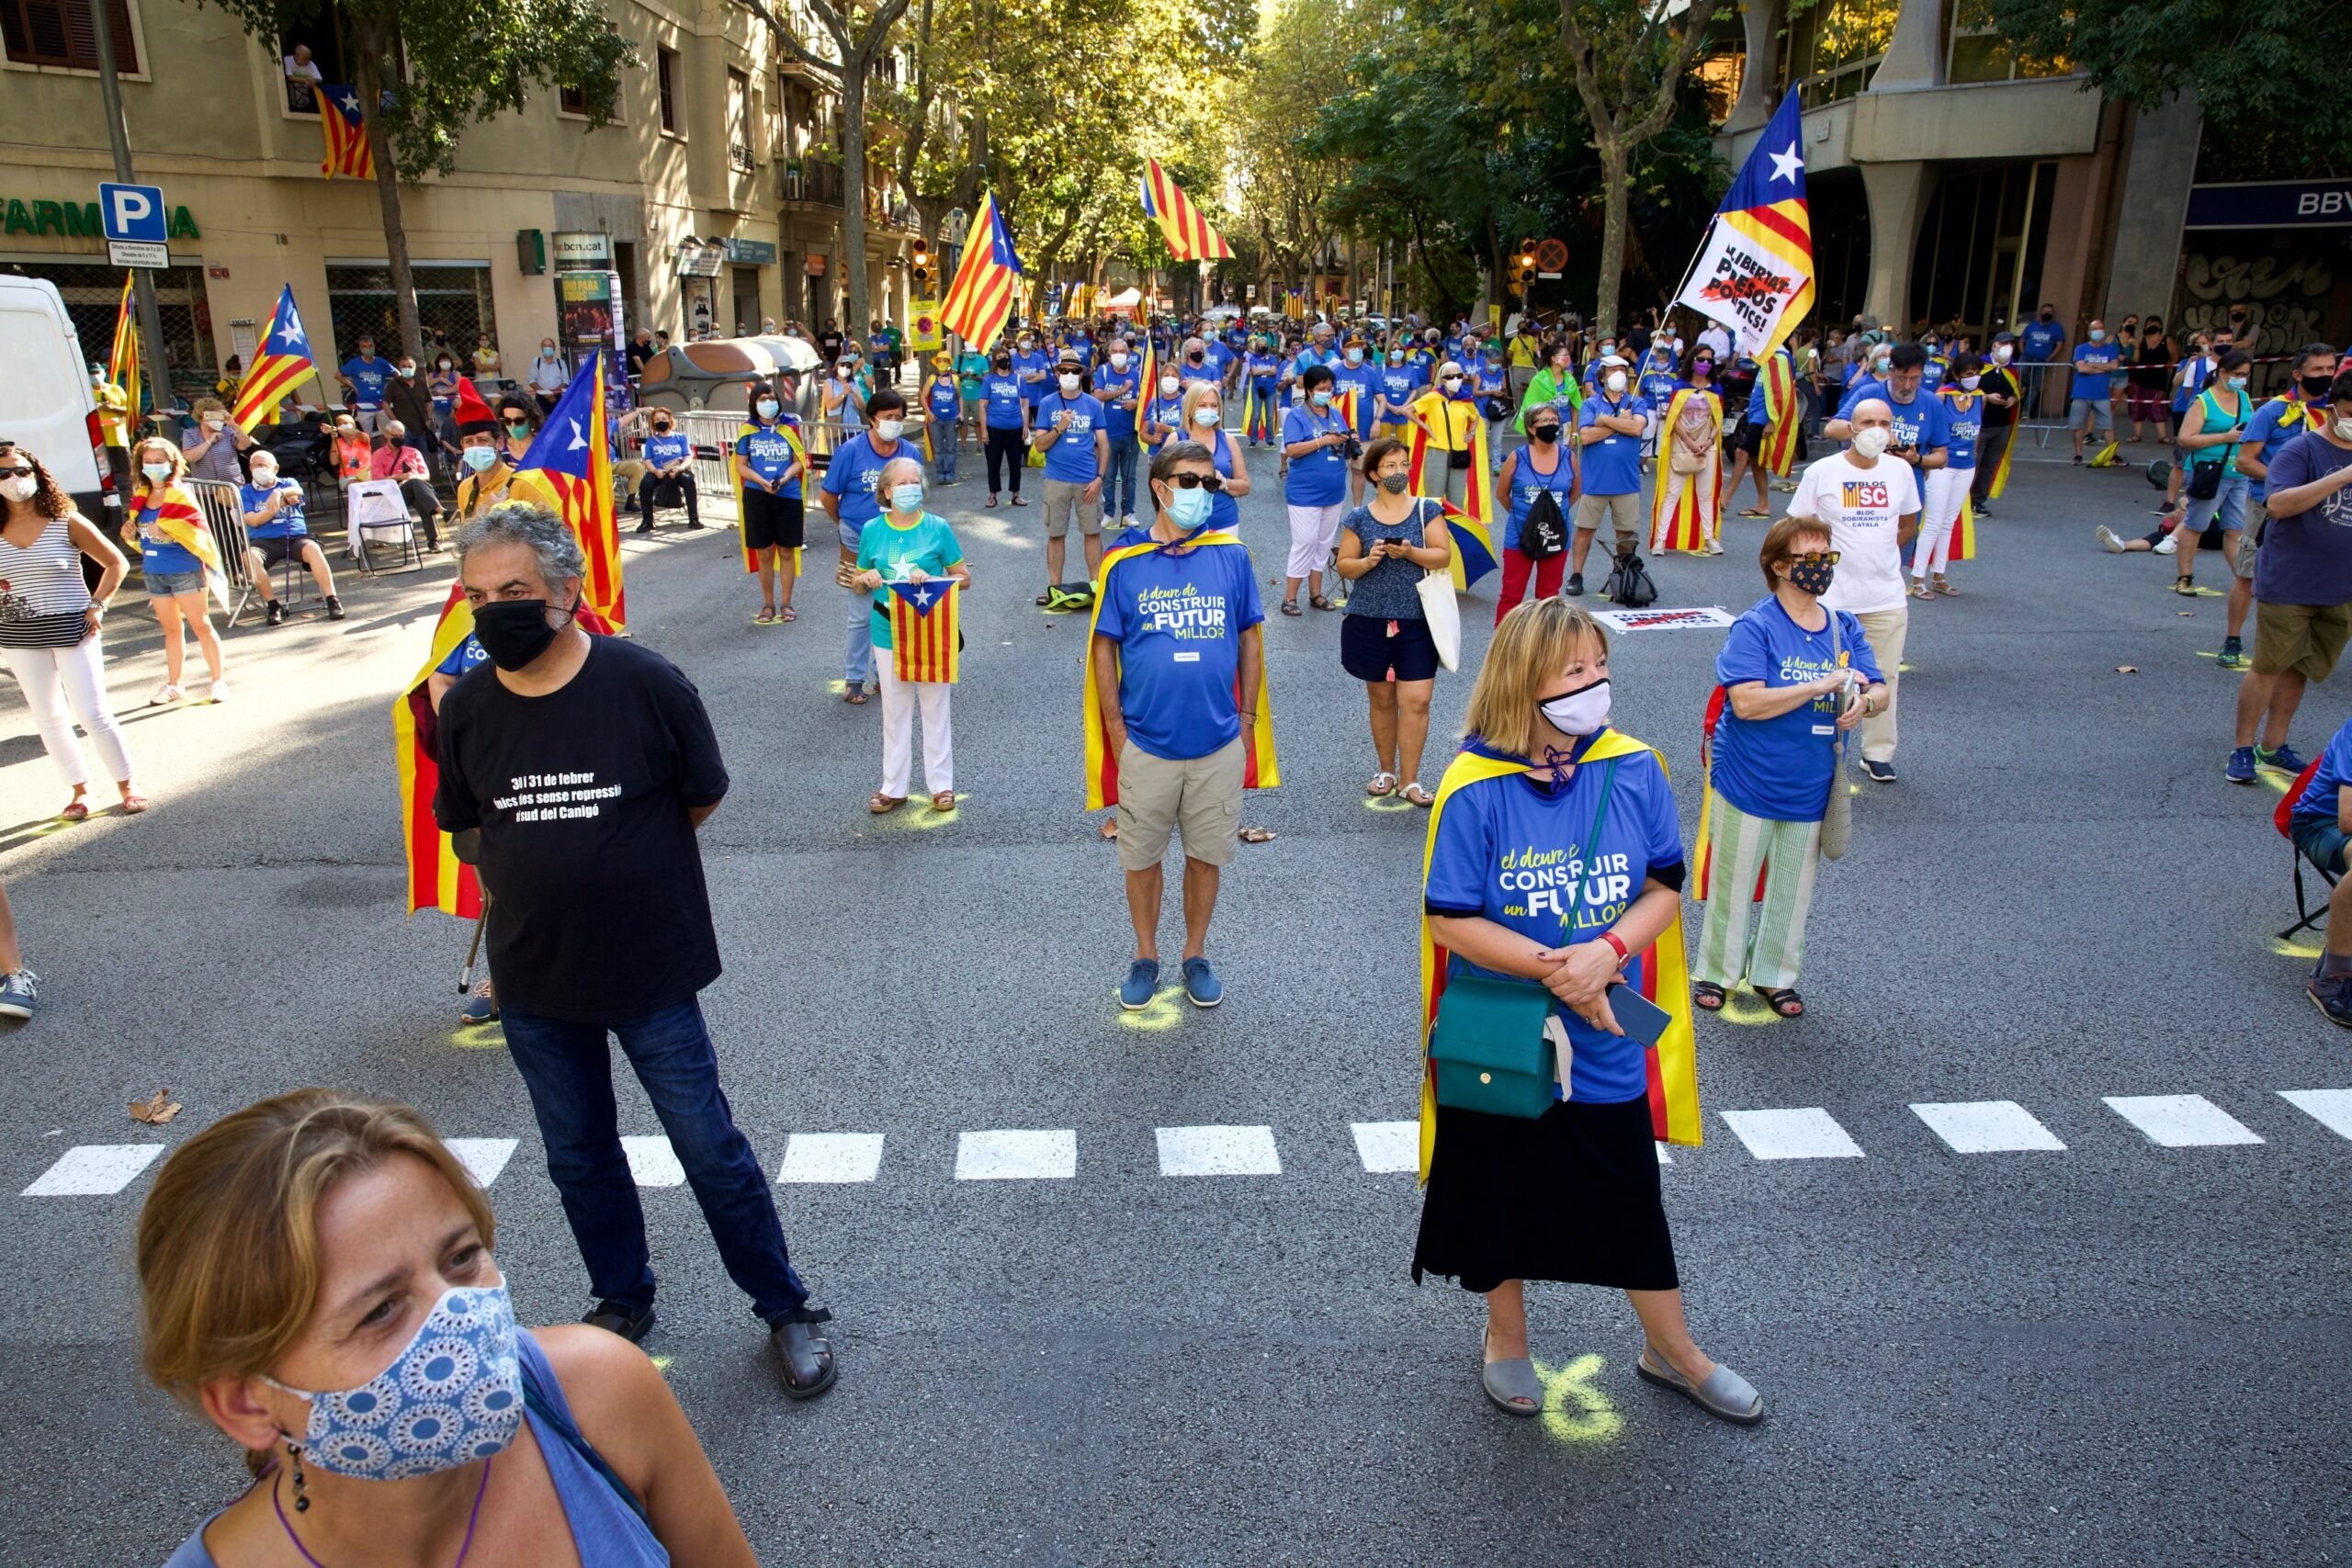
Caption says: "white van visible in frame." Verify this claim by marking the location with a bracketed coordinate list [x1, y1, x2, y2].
[0, 276, 117, 522]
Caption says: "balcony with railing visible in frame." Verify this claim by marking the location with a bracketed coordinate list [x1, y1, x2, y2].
[782, 161, 846, 206]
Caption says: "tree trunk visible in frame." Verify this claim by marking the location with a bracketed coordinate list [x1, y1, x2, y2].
[354, 21, 421, 360]
[1594, 140, 1630, 337]
[839, 62, 871, 335]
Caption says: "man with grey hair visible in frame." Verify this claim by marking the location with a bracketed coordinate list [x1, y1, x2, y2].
[433, 502, 839, 1398]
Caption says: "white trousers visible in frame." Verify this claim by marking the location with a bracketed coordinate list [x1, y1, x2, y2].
[876, 659, 953, 796]
[1285, 502, 1348, 580]
[1916, 467, 1970, 581]
[4, 637, 133, 788]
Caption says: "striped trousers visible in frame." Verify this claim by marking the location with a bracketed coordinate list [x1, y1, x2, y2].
[1692, 790, 1824, 992]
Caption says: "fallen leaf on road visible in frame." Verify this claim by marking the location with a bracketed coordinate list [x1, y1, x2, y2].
[2177, 611, 2195, 617]
[2116, 666, 2139, 674]
[130, 1089, 182, 1125]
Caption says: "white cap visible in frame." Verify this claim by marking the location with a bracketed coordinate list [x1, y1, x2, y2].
[1600, 353, 1630, 367]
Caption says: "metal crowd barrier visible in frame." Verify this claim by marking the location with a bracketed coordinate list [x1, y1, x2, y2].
[613, 409, 947, 523]
[182, 476, 263, 623]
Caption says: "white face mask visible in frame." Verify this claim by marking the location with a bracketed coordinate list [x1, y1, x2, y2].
[875, 418, 905, 442]
[1159, 375, 1179, 396]
[203, 416, 226, 430]
[1059, 373, 1080, 392]
[1442, 377, 1463, 392]
[2336, 419, 2352, 442]
[249, 467, 278, 487]
[1850, 426, 1891, 459]
[1959, 375, 1981, 390]
[1604, 371, 1628, 395]
[1110, 353, 1129, 369]
[1992, 345, 2013, 363]
[1537, 678, 1611, 739]
[0, 475, 36, 503]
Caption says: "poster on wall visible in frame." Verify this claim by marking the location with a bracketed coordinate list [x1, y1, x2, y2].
[558, 270, 616, 353]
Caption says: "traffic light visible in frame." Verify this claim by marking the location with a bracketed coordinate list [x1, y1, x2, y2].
[910, 238, 933, 289]
[1512, 239, 1538, 298]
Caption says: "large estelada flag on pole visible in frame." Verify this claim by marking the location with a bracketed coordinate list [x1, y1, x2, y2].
[231, 286, 320, 432]
[1139, 158, 1232, 263]
[1674, 92, 1813, 361]
[508, 348, 626, 630]
[320, 85, 376, 180]
[107, 273, 139, 425]
[941, 192, 1022, 353]
[888, 579, 960, 683]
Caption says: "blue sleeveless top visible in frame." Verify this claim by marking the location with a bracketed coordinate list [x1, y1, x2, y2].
[1500, 442, 1576, 551]
[160, 1330, 669, 1567]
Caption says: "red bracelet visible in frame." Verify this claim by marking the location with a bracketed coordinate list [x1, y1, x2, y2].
[1599, 931, 1630, 965]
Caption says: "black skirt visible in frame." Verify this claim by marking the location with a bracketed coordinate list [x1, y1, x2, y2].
[1412, 1095, 1679, 1294]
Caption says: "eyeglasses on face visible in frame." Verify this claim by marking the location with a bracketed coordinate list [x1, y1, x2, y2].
[0, 466, 33, 479]
[1166, 471, 1226, 491]
[1791, 549, 1840, 567]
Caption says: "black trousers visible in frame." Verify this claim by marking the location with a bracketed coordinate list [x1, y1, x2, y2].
[638, 469, 700, 525]
[396, 477, 441, 548]
[1973, 424, 2014, 504]
[985, 425, 1026, 495]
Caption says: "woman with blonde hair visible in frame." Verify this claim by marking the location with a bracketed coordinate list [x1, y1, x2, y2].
[141, 1089, 760, 1566]
[119, 434, 229, 705]
[1413, 595, 1759, 1427]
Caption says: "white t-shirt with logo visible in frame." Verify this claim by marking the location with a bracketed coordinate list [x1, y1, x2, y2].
[1790, 452, 1921, 615]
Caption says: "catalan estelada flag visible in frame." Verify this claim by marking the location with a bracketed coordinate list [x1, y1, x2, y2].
[509, 348, 625, 630]
[941, 192, 1022, 356]
[1758, 346, 1803, 477]
[107, 273, 139, 429]
[135, 480, 231, 614]
[320, 85, 376, 180]
[888, 579, 960, 683]
[1674, 92, 1812, 361]
[231, 286, 319, 433]
[1418, 735, 1702, 1183]
[1139, 158, 1232, 263]
[1081, 530, 1279, 811]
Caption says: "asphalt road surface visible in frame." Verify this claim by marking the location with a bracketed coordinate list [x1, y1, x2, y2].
[0, 435, 2346, 1567]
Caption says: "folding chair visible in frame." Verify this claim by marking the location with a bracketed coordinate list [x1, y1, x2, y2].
[345, 479, 424, 574]
[2276, 757, 2335, 941]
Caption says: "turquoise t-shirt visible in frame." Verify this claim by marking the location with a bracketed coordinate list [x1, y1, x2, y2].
[854, 511, 963, 649]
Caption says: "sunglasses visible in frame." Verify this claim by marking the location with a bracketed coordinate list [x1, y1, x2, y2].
[1164, 472, 1227, 491]
[1792, 549, 1841, 567]
[0, 465, 32, 478]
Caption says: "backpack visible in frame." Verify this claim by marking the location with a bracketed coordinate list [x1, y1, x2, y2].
[1603, 547, 1657, 607]
[1521, 489, 1567, 560]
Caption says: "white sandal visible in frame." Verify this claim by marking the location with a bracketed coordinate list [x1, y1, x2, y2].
[1365, 772, 1397, 797]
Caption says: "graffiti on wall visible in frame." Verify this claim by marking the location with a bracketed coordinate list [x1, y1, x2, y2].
[2177, 252, 2334, 349]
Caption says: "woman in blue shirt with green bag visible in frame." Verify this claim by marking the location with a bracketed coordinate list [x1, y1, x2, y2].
[1413, 596, 1759, 1427]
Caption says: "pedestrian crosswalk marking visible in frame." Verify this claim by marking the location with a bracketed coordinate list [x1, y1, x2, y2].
[621, 1134, 687, 1187]
[21, 1144, 163, 1196]
[1720, 1108, 1865, 1160]
[1157, 1124, 1281, 1178]
[2279, 1089, 2352, 1141]
[444, 1137, 519, 1189]
[777, 1133, 885, 1184]
[1909, 1100, 2066, 1154]
[2103, 1094, 2264, 1147]
[1351, 1121, 1419, 1173]
[956, 1129, 1076, 1180]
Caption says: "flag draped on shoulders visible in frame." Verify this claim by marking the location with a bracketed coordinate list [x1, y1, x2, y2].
[139, 483, 231, 613]
[232, 286, 319, 433]
[1405, 400, 1493, 539]
[732, 417, 805, 578]
[1758, 349, 1802, 477]
[1984, 365, 2021, 499]
[1416, 734, 1702, 1184]
[1650, 387, 1724, 555]
[1938, 386, 1980, 560]
[509, 349, 625, 629]
[1080, 531, 1279, 812]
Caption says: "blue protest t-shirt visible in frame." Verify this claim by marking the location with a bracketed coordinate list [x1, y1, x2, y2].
[1092, 365, 1141, 439]
[1035, 391, 1105, 483]
[2254, 432, 2352, 606]
[1013, 349, 1052, 404]
[2070, 340, 2120, 401]
[1919, 357, 1948, 392]
[1743, 378, 1770, 427]
[239, 480, 308, 540]
[642, 432, 692, 470]
[737, 421, 804, 499]
[1937, 392, 1982, 469]
[2242, 396, 2322, 502]
[925, 379, 961, 423]
[340, 355, 390, 409]
[2020, 321, 2065, 365]
[1711, 595, 1883, 823]
[1375, 364, 1424, 421]
[820, 431, 903, 529]
[1282, 402, 1351, 506]
[982, 374, 1025, 430]
[1836, 379, 1950, 457]
[435, 632, 489, 678]
[1638, 355, 1680, 404]
[2174, 355, 2215, 413]
[1178, 357, 1222, 389]
[2293, 715, 2352, 828]
[1245, 353, 1279, 394]
[1422, 736, 1684, 1104]
[1576, 392, 1649, 496]
[1333, 363, 1380, 434]
[134, 502, 202, 576]
[1095, 538, 1264, 761]
[1204, 340, 1236, 377]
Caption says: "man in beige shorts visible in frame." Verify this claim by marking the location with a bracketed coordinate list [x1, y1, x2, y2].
[1033, 349, 1110, 598]
[1091, 441, 1268, 1011]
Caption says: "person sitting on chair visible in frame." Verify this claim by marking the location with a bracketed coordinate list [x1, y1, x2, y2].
[371, 421, 445, 550]
[239, 449, 344, 625]
[636, 409, 701, 533]
[2290, 712, 2352, 1027]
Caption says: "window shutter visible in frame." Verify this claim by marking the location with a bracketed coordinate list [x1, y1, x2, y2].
[6, 0, 138, 72]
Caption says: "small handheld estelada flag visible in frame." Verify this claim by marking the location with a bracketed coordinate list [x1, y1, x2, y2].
[888, 578, 960, 683]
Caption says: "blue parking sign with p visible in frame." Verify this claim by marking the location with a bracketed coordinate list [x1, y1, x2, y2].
[98, 183, 166, 243]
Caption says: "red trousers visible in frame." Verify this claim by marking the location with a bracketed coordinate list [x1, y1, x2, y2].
[1496, 546, 1565, 624]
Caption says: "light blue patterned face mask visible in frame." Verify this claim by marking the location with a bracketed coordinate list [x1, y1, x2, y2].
[266, 1281, 524, 1480]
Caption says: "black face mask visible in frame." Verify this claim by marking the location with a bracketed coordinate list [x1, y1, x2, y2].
[471, 597, 574, 671]
[1529, 423, 1559, 444]
[993, 358, 1011, 371]
[2303, 374, 2336, 400]
[1787, 560, 1836, 596]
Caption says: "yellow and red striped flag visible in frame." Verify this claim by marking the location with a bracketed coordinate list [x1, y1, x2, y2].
[1139, 158, 1231, 263]
[320, 84, 376, 179]
[508, 348, 626, 629]
[941, 192, 1022, 355]
[231, 286, 320, 432]
[107, 273, 139, 429]
[888, 579, 960, 683]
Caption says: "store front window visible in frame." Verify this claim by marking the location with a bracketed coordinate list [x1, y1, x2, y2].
[1907, 162, 2057, 340]
[0, 258, 212, 400]
[325, 261, 496, 361]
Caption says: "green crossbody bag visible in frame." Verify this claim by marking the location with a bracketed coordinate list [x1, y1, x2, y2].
[1427, 759, 1619, 1119]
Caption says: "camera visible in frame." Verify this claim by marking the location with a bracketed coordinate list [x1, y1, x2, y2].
[1341, 434, 1363, 461]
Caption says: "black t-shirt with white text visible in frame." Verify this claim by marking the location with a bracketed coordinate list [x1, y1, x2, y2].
[434, 637, 729, 1021]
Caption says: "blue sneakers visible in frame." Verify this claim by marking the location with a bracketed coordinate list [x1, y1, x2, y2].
[2258, 742, 2309, 775]
[1119, 958, 1161, 1010]
[0, 969, 35, 1021]
[460, 980, 498, 1023]
[1182, 956, 1223, 1009]
[2312, 968, 2352, 1029]
[2225, 746, 2257, 784]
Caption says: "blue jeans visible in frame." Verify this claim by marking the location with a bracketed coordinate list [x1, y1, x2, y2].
[839, 518, 874, 687]
[934, 424, 958, 482]
[2184, 468, 2249, 537]
[499, 998, 808, 1324]
[1106, 437, 1139, 518]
